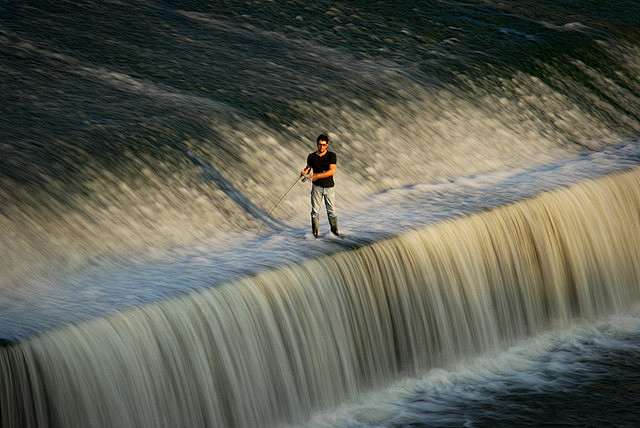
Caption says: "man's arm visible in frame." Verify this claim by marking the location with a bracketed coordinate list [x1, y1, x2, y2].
[312, 163, 336, 181]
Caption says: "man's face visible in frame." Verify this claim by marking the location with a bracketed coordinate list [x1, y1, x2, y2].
[317, 140, 328, 154]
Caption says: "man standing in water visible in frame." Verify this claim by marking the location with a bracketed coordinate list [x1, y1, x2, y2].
[301, 133, 339, 238]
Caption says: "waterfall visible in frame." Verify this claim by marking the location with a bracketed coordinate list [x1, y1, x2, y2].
[2, 168, 640, 428]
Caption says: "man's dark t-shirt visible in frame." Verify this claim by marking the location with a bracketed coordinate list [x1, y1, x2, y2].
[307, 151, 337, 188]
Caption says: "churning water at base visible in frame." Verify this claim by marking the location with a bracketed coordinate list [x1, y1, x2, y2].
[2, 168, 640, 427]
[302, 313, 640, 427]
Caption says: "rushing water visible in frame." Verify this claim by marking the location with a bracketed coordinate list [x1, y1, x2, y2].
[1, 1, 640, 427]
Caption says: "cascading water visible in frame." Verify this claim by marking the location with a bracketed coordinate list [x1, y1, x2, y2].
[3, 168, 639, 427]
[2, 0, 640, 426]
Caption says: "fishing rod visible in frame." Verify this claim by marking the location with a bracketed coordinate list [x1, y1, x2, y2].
[255, 174, 308, 237]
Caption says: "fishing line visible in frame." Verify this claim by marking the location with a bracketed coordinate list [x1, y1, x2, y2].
[255, 175, 307, 237]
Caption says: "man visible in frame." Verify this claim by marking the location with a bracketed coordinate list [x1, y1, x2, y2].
[301, 133, 339, 237]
